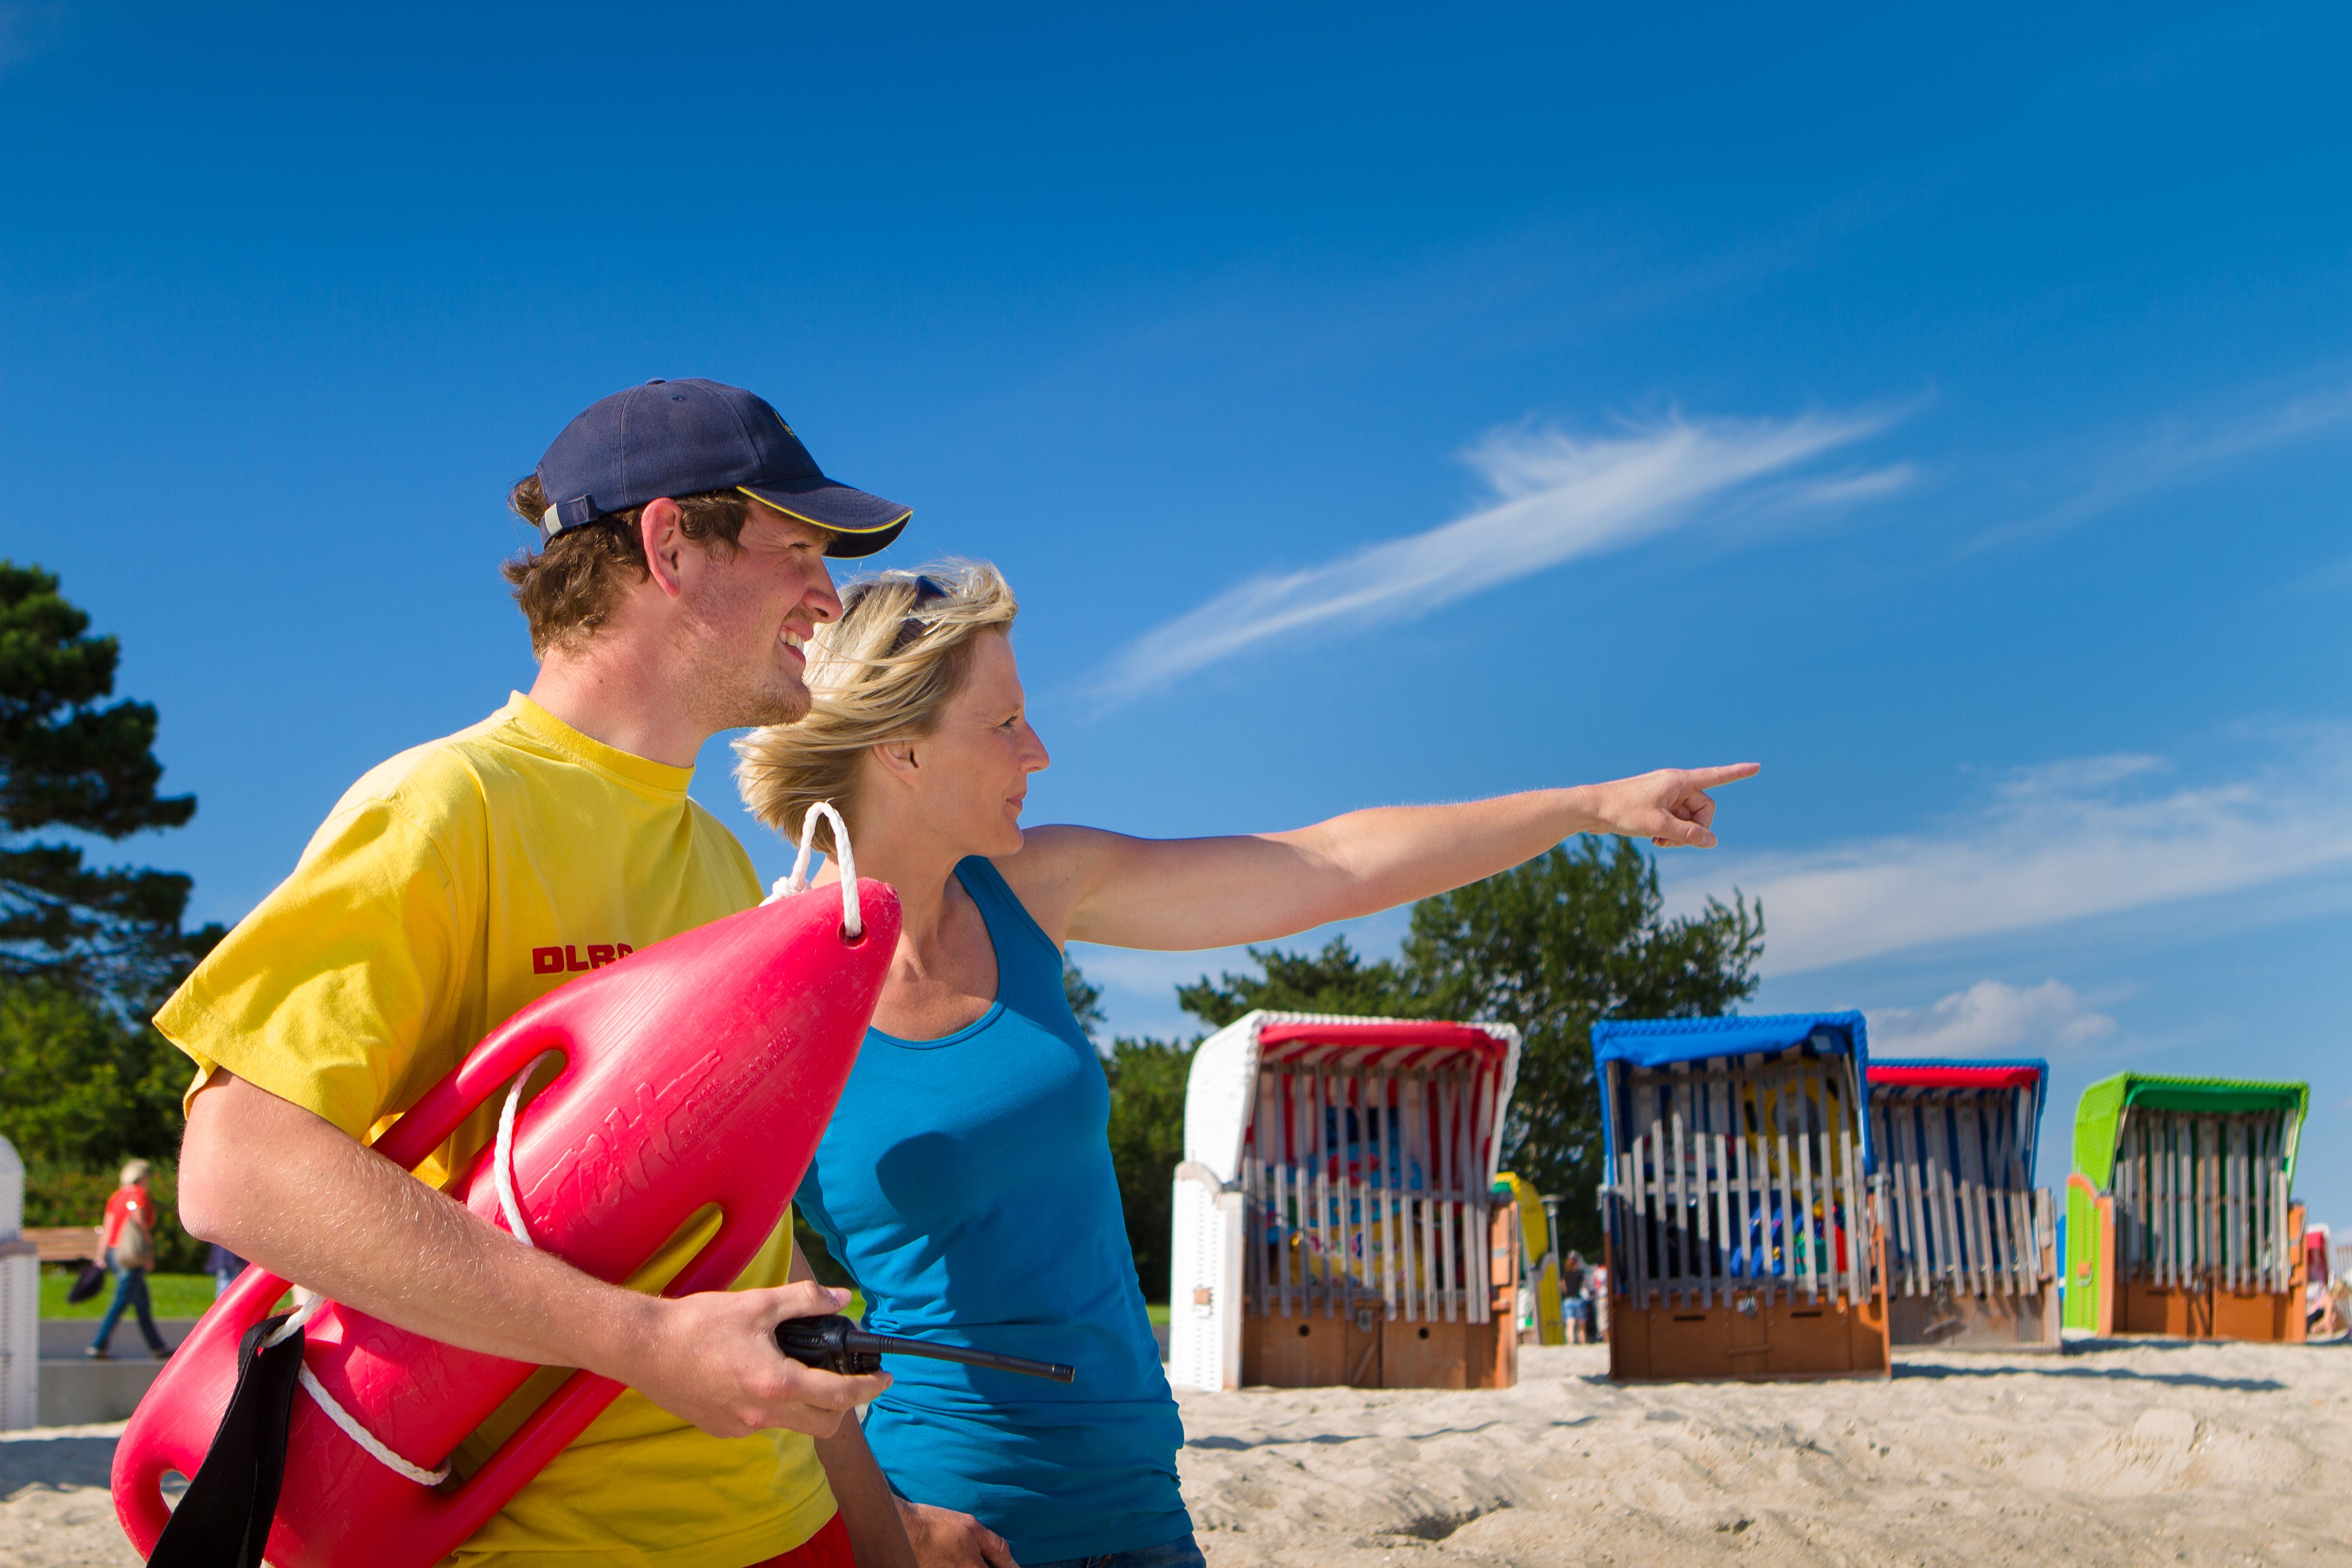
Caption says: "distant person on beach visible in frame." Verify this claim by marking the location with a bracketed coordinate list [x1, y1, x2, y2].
[1559, 1251, 1591, 1344]
[736, 560, 1755, 1568]
[167, 380, 921, 1568]
[88, 1159, 169, 1361]
[206, 1241, 246, 1298]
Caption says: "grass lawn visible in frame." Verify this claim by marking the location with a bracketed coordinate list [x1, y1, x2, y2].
[41, 1268, 872, 1325]
[1146, 1302, 1169, 1325]
[41, 1269, 217, 1319]
[38, 1274, 1126, 1334]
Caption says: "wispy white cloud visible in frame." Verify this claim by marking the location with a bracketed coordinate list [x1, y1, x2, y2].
[1093, 408, 1901, 704]
[1671, 736, 2352, 975]
[1783, 462, 1917, 508]
[1870, 979, 2117, 1058]
[1972, 377, 2352, 552]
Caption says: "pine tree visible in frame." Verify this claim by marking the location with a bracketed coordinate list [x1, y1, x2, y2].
[1062, 956, 1107, 1040]
[1176, 936, 1409, 1029]
[0, 561, 219, 1005]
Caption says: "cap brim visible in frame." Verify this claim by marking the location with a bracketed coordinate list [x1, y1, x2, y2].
[738, 480, 910, 559]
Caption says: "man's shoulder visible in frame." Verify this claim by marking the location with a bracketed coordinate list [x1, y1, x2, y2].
[323, 719, 510, 845]
[680, 795, 762, 906]
[322, 702, 582, 840]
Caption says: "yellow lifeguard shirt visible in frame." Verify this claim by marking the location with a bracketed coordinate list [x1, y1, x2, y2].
[155, 693, 835, 1568]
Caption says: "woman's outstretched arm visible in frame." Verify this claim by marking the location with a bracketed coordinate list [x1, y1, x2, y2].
[1001, 764, 1758, 951]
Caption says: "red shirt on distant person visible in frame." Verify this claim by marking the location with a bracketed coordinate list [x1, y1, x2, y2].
[102, 1183, 152, 1253]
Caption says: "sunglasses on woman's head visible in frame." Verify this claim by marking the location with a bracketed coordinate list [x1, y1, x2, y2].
[887, 575, 949, 654]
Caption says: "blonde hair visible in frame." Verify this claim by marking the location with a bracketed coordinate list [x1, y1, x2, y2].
[120, 1159, 151, 1187]
[735, 560, 1019, 855]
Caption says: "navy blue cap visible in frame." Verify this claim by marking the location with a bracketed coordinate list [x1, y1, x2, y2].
[533, 378, 910, 558]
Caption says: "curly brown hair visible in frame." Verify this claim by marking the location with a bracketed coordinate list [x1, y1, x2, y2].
[501, 475, 754, 656]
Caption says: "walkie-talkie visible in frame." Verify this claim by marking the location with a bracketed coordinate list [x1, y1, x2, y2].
[775, 1315, 1077, 1383]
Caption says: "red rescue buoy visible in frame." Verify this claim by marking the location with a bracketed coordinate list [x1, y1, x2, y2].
[113, 878, 901, 1568]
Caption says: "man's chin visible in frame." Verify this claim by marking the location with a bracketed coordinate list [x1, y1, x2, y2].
[728, 683, 813, 731]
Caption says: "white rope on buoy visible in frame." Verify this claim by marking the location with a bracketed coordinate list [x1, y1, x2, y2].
[290, 1364, 450, 1486]
[259, 1289, 450, 1486]
[493, 1051, 565, 1248]
[260, 1291, 320, 1349]
[763, 801, 862, 939]
[255, 1051, 564, 1489]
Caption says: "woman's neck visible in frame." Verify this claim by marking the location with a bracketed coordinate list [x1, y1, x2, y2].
[858, 848, 965, 953]
[825, 813, 1003, 1039]
[813, 807, 975, 958]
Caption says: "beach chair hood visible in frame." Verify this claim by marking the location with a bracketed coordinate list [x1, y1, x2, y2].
[2073, 1073, 2309, 1189]
[1181, 1010, 1521, 1187]
[1866, 1058, 2048, 1185]
[1594, 1012, 1872, 1173]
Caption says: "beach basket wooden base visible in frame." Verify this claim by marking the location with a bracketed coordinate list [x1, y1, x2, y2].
[1888, 1286, 2061, 1351]
[1607, 1287, 1890, 1382]
[1240, 1310, 1515, 1390]
[2116, 1278, 2305, 1343]
[1237, 1204, 1522, 1389]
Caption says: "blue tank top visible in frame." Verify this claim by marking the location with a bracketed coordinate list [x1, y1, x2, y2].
[794, 858, 1189, 1565]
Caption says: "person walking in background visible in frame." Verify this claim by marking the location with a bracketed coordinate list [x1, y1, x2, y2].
[89, 1159, 170, 1361]
[207, 1241, 246, 1298]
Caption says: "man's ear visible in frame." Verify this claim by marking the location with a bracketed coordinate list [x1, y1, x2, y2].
[637, 498, 687, 599]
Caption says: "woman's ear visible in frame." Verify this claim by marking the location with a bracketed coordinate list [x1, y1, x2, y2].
[870, 736, 921, 788]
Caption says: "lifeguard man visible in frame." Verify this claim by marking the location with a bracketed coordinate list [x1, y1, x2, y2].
[167, 380, 917, 1568]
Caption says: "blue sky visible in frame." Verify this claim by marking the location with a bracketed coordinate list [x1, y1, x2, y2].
[4, 5, 2347, 1221]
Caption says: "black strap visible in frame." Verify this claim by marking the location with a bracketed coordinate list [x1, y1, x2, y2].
[147, 1313, 304, 1568]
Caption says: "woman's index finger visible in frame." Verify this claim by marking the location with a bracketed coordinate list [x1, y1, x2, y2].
[1685, 762, 1762, 788]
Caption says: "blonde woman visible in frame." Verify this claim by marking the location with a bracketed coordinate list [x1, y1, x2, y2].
[738, 564, 1753, 1568]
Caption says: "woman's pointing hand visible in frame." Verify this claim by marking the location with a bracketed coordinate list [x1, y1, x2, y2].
[1585, 763, 1761, 848]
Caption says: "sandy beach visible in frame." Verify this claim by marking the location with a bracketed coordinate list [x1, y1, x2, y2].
[1178, 1342, 2352, 1567]
[0, 1421, 142, 1568]
[6, 1341, 2348, 1566]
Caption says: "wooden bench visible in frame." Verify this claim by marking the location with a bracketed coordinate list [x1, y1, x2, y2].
[24, 1226, 101, 1265]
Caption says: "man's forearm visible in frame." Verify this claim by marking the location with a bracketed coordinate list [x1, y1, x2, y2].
[180, 1070, 657, 1375]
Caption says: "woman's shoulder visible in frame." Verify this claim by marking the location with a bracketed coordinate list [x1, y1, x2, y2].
[977, 824, 1120, 946]
[956, 854, 1064, 960]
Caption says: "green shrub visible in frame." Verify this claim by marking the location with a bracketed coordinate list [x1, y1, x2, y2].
[1101, 1034, 1198, 1303]
[0, 978, 192, 1171]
